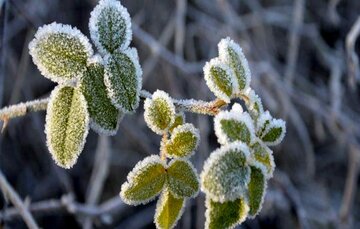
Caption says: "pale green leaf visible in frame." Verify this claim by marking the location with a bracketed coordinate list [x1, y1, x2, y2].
[79, 57, 123, 135]
[104, 48, 142, 113]
[167, 159, 199, 198]
[250, 140, 275, 179]
[29, 23, 93, 83]
[169, 112, 185, 133]
[45, 85, 89, 169]
[155, 189, 185, 229]
[261, 119, 286, 146]
[244, 89, 264, 119]
[205, 196, 249, 229]
[120, 155, 166, 205]
[247, 163, 267, 217]
[201, 142, 251, 202]
[165, 123, 199, 158]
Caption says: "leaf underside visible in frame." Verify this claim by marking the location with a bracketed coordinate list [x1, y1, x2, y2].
[155, 190, 185, 229]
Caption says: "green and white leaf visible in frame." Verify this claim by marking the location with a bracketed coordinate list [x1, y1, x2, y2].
[120, 155, 166, 205]
[214, 106, 255, 145]
[205, 196, 249, 229]
[144, 90, 176, 135]
[79, 56, 123, 135]
[250, 139, 275, 179]
[165, 123, 200, 158]
[29, 22, 93, 83]
[169, 112, 185, 133]
[260, 118, 286, 146]
[167, 159, 199, 198]
[256, 111, 272, 136]
[155, 189, 185, 229]
[218, 37, 251, 93]
[201, 142, 251, 202]
[247, 162, 267, 218]
[244, 89, 264, 119]
[203, 58, 237, 103]
[89, 0, 132, 54]
[104, 48, 142, 113]
[45, 85, 89, 169]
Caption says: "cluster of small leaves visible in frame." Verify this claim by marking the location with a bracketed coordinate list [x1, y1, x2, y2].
[29, 0, 142, 168]
[121, 90, 200, 229]
[200, 38, 286, 228]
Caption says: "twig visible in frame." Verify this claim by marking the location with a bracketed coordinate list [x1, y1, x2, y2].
[0, 169, 39, 229]
[346, 15, 360, 89]
[175, 0, 187, 57]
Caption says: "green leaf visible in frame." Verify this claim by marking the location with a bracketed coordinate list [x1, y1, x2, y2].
[104, 48, 142, 113]
[79, 57, 123, 135]
[218, 37, 251, 93]
[89, 0, 132, 54]
[144, 90, 176, 135]
[260, 118, 286, 146]
[205, 196, 249, 229]
[45, 85, 89, 169]
[155, 189, 185, 229]
[244, 89, 264, 119]
[120, 155, 166, 205]
[247, 163, 267, 217]
[169, 112, 185, 133]
[201, 142, 250, 202]
[214, 109, 255, 145]
[256, 111, 272, 136]
[29, 23, 93, 83]
[165, 123, 199, 158]
[250, 140, 275, 179]
[167, 159, 199, 198]
[204, 58, 236, 103]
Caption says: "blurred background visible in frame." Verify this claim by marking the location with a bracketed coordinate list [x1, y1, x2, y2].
[0, 0, 360, 228]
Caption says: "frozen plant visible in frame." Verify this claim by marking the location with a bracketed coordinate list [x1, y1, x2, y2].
[0, 0, 286, 228]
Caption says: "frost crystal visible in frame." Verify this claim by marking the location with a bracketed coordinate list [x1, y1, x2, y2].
[29, 22, 93, 84]
[250, 139, 275, 179]
[260, 118, 286, 146]
[256, 111, 272, 135]
[244, 89, 264, 118]
[89, 0, 132, 54]
[247, 162, 267, 218]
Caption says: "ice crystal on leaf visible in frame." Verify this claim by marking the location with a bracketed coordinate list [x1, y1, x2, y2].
[250, 139, 275, 179]
[260, 118, 286, 146]
[247, 162, 267, 218]
[168, 112, 185, 133]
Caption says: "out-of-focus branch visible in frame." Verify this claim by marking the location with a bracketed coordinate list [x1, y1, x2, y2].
[346, 15, 360, 89]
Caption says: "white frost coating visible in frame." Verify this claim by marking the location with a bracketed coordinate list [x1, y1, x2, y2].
[167, 123, 200, 159]
[120, 155, 166, 206]
[230, 103, 243, 113]
[154, 189, 186, 229]
[29, 22, 93, 84]
[256, 110, 272, 133]
[245, 89, 264, 116]
[204, 196, 249, 229]
[250, 138, 275, 179]
[214, 109, 256, 145]
[87, 54, 104, 65]
[89, 112, 124, 136]
[218, 37, 251, 93]
[144, 90, 176, 135]
[203, 57, 237, 103]
[45, 85, 90, 169]
[89, 0, 132, 55]
[200, 141, 251, 202]
[261, 118, 286, 146]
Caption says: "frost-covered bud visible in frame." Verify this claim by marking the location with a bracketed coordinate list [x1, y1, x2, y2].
[260, 118, 286, 146]
[165, 123, 200, 158]
[201, 142, 251, 202]
[244, 89, 264, 119]
[205, 196, 249, 229]
[155, 189, 185, 229]
[250, 139, 275, 179]
[29, 22, 93, 84]
[218, 37, 251, 93]
[203, 58, 237, 103]
[89, 0, 132, 55]
[214, 105, 255, 145]
[168, 112, 185, 133]
[79, 56, 123, 135]
[247, 162, 267, 218]
[120, 155, 167, 205]
[104, 48, 142, 113]
[45, 85, 89, 169]
[167, 159, 199, 198]
[144, 90, 176, 135]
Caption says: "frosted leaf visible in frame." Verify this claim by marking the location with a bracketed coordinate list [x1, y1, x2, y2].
[244, 89, 264, 119]
[144, 90, 176, 135]
[247, 162, 267, 218]
[256, 111, 272, 135]
[79, 58, 123, 135]
[89, 0, 132, 55]
[218, 37, 251, 93]
[205, 196, 249, 229]
[214, 107, 255, 145]
[203, 58, 237, 103]
[260, 118, 286, 146]
[165, 123, 200, 158]
[230, 103, 243, 113]
[250, 139, 275, 179]
[167, 159, 199, 198]
[104, 48, 142, 113]
[168, 112, 185, 133]
[120, 155, 166, 205]
[45, 85, 89, 169]
[29, 22, 93, 84]
[201, 142, 251, 202]
[155, 189, 185, 229]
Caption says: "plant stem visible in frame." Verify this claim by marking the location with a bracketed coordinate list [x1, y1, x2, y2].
[160, 133, 168, 161]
